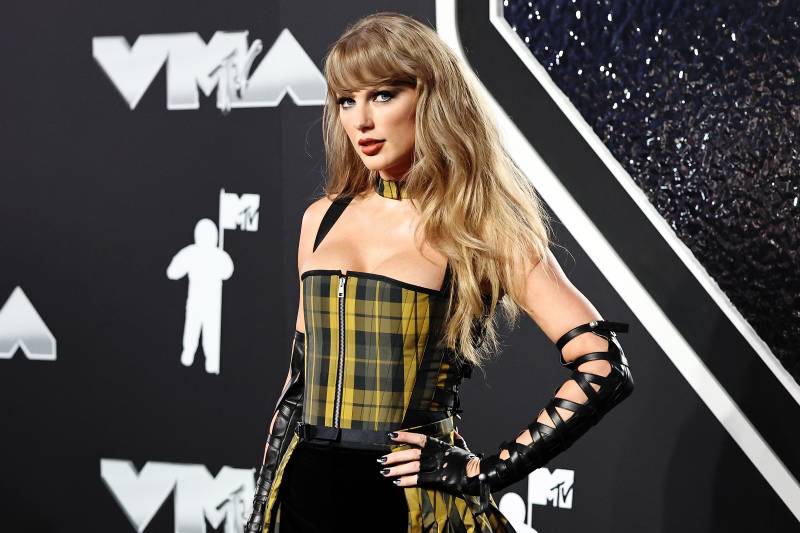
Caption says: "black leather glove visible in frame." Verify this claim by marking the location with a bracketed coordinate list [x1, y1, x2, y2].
[417, 434, 485, 495]
[416, 320, 634, 515]
[244, 330, 305, 533]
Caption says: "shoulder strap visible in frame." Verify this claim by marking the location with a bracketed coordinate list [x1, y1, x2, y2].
[441, 261, 453, 294]
[313, 195, 353, 252]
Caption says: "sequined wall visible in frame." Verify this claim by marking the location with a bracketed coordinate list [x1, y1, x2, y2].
[504, 0, 800, 382]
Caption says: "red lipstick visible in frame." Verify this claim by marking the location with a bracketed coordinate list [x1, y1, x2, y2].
[359, 138, 385, 156]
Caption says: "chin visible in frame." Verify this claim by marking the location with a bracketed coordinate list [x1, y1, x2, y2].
[361, 158, 389, 171]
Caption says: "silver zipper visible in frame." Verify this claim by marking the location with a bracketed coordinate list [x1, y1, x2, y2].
[333, 275, 346, 427]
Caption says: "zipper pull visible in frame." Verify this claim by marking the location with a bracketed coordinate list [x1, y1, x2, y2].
[338, 276, 346, 298]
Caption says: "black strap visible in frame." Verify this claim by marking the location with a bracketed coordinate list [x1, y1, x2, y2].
[313, 195, 354, 252]
[295, 416, 455, 451]
[555, 320, 630, 352]
[441, 261, 453, 294]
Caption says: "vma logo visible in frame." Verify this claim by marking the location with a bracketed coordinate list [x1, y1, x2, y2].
[100, 458, 255, 533]
[0, 287, 56, 361]
[92, 29, 326, 113]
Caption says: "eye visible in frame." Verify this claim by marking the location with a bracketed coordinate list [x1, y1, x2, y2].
[374, 90, 394, 102]
[337, 90, 395, 109]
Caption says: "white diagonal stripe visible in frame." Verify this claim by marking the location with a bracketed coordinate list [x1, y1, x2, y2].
[434, 0, 800, 522]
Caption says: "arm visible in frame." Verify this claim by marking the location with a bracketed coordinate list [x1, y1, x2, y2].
[165, 247, 190, 280]
[245, 202, 323, 532]
[493, 247, 632, 457]
[260, 278, 306, 464]
[263, 367, 293, 461]
[244, 317, 305, 533]
[395, 248, 635, 514]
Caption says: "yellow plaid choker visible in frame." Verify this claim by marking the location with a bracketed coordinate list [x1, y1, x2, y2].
[374, 174, 407, 200]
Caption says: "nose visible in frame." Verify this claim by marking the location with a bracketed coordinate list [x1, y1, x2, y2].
[356, 103, 373, 131]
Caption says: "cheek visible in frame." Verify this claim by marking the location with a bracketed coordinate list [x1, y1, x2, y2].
[389, 111, 416, 148]
[404, 116, 416, 141]
[339, 116, 357, 143]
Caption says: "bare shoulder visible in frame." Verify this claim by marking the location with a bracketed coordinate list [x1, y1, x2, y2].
[303, 195, 334, 227]
[298, 195, 335, 270]
[300, 196, 335, 241]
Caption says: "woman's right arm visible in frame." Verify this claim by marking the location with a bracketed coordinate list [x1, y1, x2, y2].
[264, 282, 303, 440]
[264, 197, 328, 441]
[246, 198, 329, 532]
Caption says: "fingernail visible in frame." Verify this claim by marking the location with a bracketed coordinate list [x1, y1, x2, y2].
[392, 479, 401, 485]
[387, 432, 398, 438]
[376, 456, 387, 463]
[380, 468, 390, 476]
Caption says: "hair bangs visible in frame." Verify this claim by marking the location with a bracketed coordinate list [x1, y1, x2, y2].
[325, 31, 416, 96]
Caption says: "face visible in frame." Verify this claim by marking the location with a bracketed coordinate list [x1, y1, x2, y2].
[337, 84, 417, 180]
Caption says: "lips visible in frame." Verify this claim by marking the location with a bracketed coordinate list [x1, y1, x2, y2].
[360, 140, 385, 156]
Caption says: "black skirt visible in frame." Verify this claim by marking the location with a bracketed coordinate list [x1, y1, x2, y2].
[276, 440, 409, 532]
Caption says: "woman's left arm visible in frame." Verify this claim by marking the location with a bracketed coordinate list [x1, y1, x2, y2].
[385, 248, 635, 514]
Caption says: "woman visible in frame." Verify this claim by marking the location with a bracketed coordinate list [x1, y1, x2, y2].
[245, 11, 634, 533]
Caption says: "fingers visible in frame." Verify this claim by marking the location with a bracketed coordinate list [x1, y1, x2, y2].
[388, 431, 427, 448]
[381, 446, 421, 466]
[466, 456, 481, 477]
[379, 458, 421, 479]
[380, 431, 427, 487]
[392, 473, 418, 488]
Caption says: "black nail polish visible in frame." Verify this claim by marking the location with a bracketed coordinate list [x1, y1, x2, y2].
[380, 468, 390, 475]
[387, 432, 398, 438]
[376, 456, 387, 463]
[392, 479, 401, 485]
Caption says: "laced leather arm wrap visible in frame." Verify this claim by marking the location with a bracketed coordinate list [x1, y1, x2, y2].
[417, 320, 634, 516]
[472, 320, 634, 512]
[244, 330, 305, 533]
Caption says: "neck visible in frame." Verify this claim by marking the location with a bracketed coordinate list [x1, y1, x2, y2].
[374, 173, 407, 200]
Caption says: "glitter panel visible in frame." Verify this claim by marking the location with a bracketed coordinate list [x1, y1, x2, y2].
[504, 0, 800, 383]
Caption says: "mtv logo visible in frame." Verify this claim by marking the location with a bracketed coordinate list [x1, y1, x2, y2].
[100, 458, 255, 533]
[528, 467, 574, 509]
[219, 190, 260, 232]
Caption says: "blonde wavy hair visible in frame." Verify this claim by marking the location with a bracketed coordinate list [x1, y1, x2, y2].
[320, 12, 554, 368]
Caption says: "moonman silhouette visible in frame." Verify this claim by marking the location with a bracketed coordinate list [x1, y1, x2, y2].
[167, 218, 234, 375]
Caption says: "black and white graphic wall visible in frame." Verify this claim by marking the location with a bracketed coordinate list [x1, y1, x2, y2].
[1, 1, 797, 531]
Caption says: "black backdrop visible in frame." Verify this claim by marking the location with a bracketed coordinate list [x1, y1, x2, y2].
[1, 1, 797, 531]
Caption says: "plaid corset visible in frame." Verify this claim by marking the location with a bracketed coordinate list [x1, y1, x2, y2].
[300, 268, 471, 436]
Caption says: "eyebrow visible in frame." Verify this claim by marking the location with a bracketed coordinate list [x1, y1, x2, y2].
[337, 87, 378, 97]
[337, 83, 407, 99]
